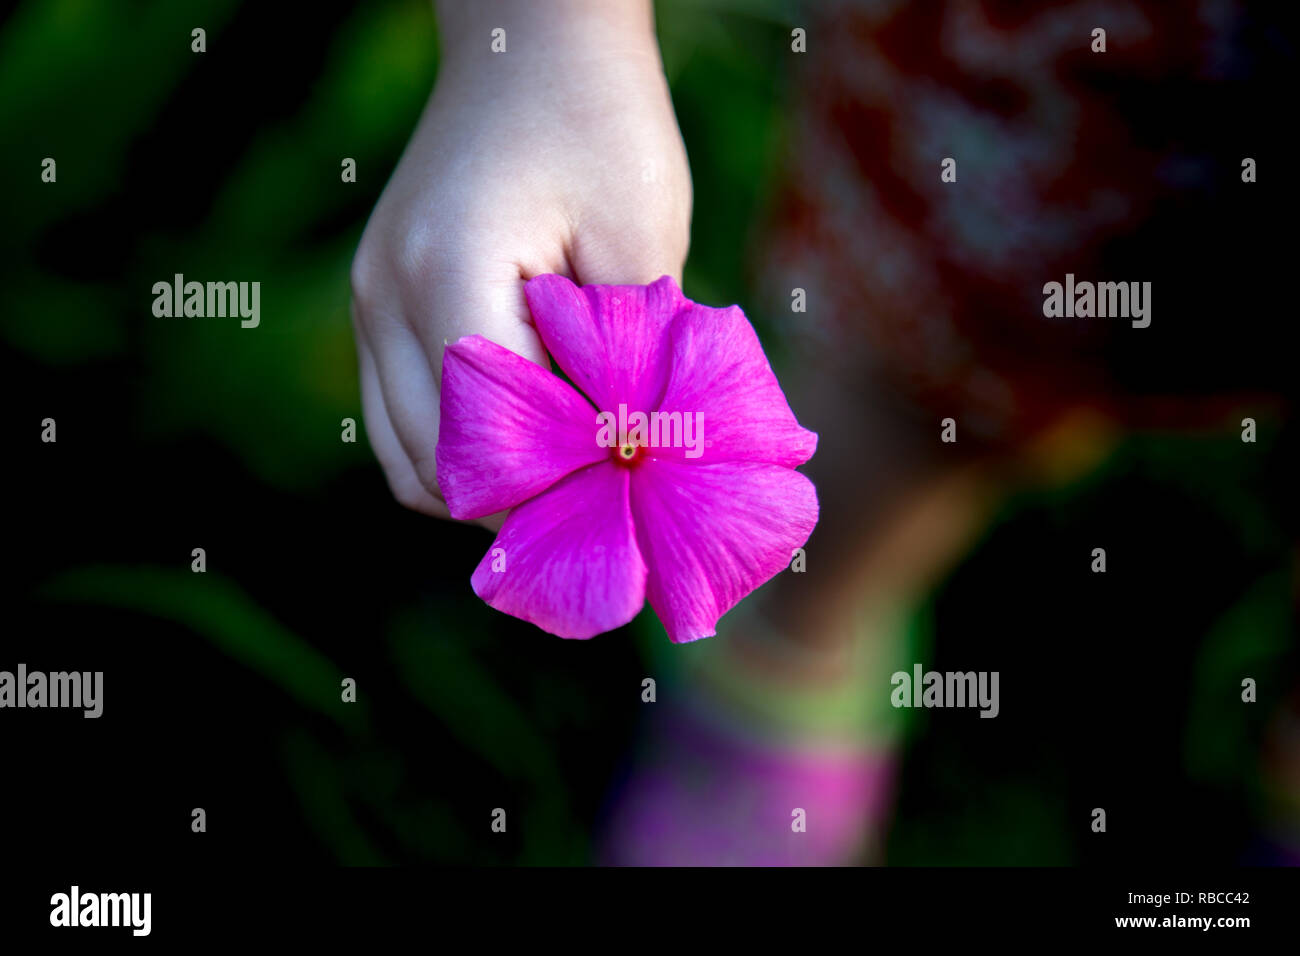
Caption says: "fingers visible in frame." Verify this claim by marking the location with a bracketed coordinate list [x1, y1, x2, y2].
[360, 325, 509, 534]
[415, 264, 548, 534]
[414, 258, 552, 383]
[353, 215, 688, 527]
[353, 255, 551, 528]
[354, 315, 451, 518]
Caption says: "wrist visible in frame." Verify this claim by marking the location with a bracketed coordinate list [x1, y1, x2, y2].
[435, 0, 660, 78]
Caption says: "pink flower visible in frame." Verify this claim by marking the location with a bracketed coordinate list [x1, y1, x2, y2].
[435, 274, 818, 642]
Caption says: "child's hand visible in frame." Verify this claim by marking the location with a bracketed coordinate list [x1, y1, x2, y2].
[351, 1, 692, 521]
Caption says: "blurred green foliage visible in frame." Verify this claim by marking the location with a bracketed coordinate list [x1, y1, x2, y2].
[6, 0, 1292, 867]
[3, 0, 804, 865]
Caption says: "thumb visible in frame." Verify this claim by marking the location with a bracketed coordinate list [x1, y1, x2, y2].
[567, 222, 688, 289]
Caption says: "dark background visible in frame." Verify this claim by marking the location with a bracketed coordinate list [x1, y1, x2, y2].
[2, 0, 1297, 867]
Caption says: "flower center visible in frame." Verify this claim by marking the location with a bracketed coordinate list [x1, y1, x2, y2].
[613, 442, 645, 466]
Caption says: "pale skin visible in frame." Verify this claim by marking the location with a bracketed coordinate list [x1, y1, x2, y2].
[351, 2, 1128, 864]
[351, 0, 994, 663]
[350, 0, 691, 524]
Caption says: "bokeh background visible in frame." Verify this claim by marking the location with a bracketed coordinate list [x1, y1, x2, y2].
[3, 0, 1296, 866]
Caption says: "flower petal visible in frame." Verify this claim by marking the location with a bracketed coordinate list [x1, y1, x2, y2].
[650, 303, 818, 468]
[629, 460, 818, 643]
[437, 335, 606, 520]
[472, 462, 647, 639]
[523, 273, 683, 413]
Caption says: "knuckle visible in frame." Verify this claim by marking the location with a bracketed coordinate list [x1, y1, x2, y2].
[349, 243, 383, 317]
[352, 224, 440, 317]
